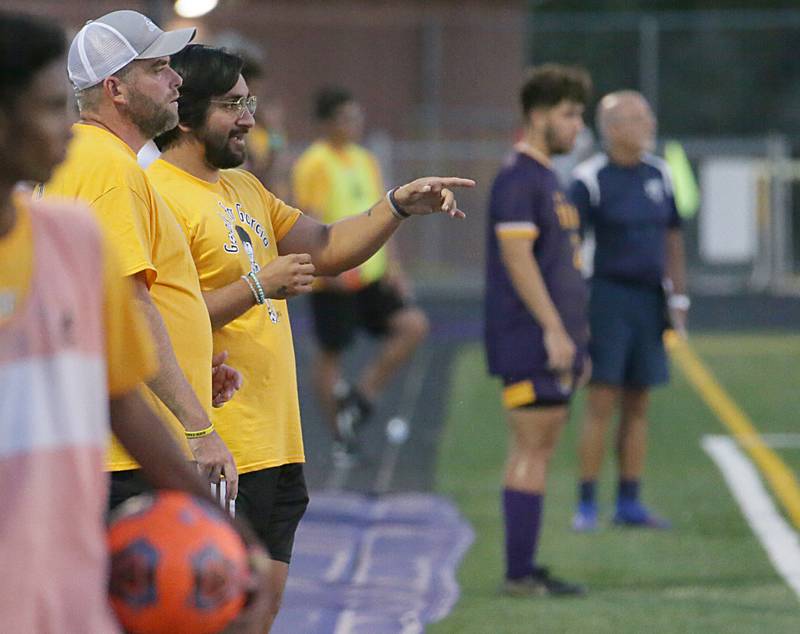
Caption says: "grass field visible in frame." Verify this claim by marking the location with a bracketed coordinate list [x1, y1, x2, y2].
[430, 333, 800, 634]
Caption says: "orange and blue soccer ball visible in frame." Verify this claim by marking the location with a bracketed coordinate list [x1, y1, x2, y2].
[108, 490, 249, 634]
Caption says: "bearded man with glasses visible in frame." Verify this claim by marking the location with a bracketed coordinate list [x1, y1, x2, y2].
[148, 44, 474, 631]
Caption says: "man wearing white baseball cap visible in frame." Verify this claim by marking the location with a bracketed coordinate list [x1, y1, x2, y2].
[67, 10, 196, 92]
[45, 10, 243, 511]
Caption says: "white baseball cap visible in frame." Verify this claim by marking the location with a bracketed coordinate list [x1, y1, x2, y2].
[68, 10, 196, 91]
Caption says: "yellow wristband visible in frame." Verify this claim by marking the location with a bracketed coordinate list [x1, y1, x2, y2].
[184, 423, 215, 439]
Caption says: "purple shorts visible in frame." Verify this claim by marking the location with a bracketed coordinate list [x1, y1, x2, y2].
[501, 353, 587, 409]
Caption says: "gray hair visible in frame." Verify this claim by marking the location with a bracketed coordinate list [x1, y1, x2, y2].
[74, 62, 135, 114]
[596, 90, 644, 140]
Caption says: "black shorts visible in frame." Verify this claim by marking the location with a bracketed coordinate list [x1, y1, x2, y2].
[311, 279, 406, 352]
[108, 464, 309, 565]
[235, 463, 309, 564]
[108, 469, 152, 513]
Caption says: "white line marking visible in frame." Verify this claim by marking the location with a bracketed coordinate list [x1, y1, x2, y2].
[429, 518, 475, 621]
[334, 609, 356, 634]
[324, 550, 352, 583]
[702, 435, 800, 599]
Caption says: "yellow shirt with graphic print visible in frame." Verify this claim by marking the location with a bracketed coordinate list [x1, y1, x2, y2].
[147, 159, 304, 472]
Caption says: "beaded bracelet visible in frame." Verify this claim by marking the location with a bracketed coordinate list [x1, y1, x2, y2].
[246, 271, 266, 305]
[185, 422, 215, 439]
[241, 274, 261, 305]
[242, 275, 258, 304]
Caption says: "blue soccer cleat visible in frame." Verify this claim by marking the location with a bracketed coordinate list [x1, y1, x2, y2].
[571, 502, 599, 532]
[613, 501, 671, 529]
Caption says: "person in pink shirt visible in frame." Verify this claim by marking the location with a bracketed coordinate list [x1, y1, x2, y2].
[0, 11, 270, 633]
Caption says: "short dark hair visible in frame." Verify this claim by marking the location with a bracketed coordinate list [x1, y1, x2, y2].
[155, 44, 243, 151]
[314, 86, 353, 122]
[520, 64, 592, 116]
[0, 11, 65, 112]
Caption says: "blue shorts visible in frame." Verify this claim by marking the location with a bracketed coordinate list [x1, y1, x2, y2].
[589, 277, 669, 388]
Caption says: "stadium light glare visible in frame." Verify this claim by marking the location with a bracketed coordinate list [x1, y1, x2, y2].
[174, 0, 219, 18]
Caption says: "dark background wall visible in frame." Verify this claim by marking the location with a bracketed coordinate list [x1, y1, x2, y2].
[3, 0, 528, 145]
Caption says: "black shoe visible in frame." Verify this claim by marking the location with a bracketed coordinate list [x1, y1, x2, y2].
[334, 384, 373, 442]
[502, 567, 587, 597]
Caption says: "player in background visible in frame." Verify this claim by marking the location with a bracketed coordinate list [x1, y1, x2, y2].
[43, 10, 242, 507]
[484, 64, 591, 596]
[0, 12, 271, 633]
[570, 91, 688, 531]
[147, 44, 473, 631]
[292, 87, 429, 464]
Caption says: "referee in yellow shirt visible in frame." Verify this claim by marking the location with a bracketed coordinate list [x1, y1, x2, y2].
[292, 88, 430, 464]
[148, 44, 474, 630]
[43, 10, 240, 503]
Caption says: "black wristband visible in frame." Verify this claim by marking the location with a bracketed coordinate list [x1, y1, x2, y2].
[387, 187, 411, 219]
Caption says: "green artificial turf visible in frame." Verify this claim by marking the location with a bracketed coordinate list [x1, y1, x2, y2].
[431, 334, 800, 634]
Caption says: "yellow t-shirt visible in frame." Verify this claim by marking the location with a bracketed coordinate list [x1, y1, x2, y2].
[147, 159, 304, 472]
[292, 140, 386, 288]
[100, 223, 159, 398]
[44, 124, 213, 470]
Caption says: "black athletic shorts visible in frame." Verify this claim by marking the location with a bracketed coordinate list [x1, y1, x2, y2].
[235, 463, 309, 564]
[108, 463, 309, 564]
[311, 279, 406, 352]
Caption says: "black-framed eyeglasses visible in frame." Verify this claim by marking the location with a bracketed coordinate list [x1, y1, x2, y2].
[210, 95, 258, 117]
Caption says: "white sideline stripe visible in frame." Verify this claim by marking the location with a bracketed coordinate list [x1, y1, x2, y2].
[702, 435, 800, 600]
[429, 519, 475, 622]
[334, 610, 356, 634]
[0, 352, 107, 458]
[324, 550, 352, 583]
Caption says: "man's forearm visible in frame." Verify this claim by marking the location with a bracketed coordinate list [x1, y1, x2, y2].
[110, 391, 257, 549]
[280, 199, 400, 276]
[109, 390, 211, 501]
[132, 275, 211, 431]
[203, 279, 256, 330]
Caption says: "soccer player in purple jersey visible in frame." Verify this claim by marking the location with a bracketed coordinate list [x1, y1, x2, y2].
[484, 64, 592, 596]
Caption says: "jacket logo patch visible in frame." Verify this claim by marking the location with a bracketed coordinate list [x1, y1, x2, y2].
[645, 178, 664, 204]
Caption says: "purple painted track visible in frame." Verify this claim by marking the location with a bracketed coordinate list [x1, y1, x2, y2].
[271, 491, 474, 634]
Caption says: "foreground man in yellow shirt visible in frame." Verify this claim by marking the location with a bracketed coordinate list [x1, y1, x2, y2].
[148, 44, 474, 631]
[43, 10, 240, 504]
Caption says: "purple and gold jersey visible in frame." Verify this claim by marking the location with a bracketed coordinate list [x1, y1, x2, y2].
[484, 145, 589, 378]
